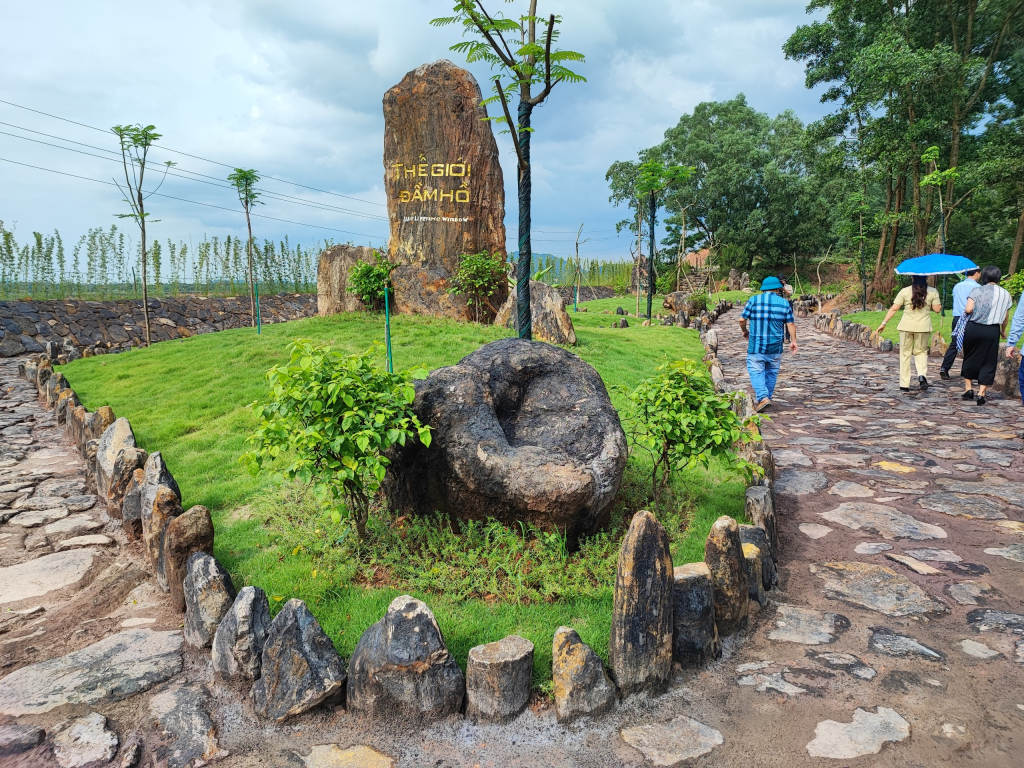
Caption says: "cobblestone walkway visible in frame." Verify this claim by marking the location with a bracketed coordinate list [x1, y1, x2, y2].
[1, 317, 1023, 767]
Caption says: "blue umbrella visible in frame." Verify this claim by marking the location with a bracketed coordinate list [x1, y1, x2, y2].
[895, 253, 978, 276]
[895, 253, 979, 330]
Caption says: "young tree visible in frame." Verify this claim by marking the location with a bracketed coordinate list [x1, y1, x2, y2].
[432, 1, 585, 340]
[227, 168, 262, 327]
[636, 159, 692, 319]
[112, 124, 174, 347]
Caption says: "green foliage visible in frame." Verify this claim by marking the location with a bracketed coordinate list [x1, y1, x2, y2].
[243, 340, 431, 538]
[227, 168, 262, 211]
[1003, 271, 1024, 300]
[448, 250, 506, 322]
[656, 271, 676, 295]
[618, 359, 760, 507]
[636, 160, 693, 197]
[348, 252, 396, 311]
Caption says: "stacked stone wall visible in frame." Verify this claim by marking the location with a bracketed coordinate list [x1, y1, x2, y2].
[0, 293, 317, 358]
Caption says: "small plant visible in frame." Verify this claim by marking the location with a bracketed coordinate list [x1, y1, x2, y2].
[348, 251, 397, 311]
[619, 359, 760, 507]
[689, 292, 709, 312]
[243, 340, 432, 538]
[448, 250, 506, 323]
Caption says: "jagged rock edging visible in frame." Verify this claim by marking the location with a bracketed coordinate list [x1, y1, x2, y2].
[15, 305, 778, 727]
[0, 293, 317, 359]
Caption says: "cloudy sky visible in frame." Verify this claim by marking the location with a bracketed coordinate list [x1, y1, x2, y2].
[1, 0, 826, 264]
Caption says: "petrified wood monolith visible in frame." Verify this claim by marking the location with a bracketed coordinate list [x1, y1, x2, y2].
[316, 244, 374, 316]
[672, 563, 720, 664]
[382, 59, 507, 320]
[608, 511, 674, 695]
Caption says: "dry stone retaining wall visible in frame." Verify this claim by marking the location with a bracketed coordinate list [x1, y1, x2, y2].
[0, 294, 317, 359]
[11, 298, 776, 733]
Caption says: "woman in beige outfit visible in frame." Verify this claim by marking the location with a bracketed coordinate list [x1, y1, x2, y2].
[876, 275, 942, 391]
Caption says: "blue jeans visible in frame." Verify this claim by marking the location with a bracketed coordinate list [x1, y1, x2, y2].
[747, 353, 782, 402]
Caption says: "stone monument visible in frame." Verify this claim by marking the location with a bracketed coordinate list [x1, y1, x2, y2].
[316, 244, 375, 316]
[382, 60, 508, 320]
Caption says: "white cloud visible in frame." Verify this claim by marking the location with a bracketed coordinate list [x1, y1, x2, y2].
[0, 0, 826, 260]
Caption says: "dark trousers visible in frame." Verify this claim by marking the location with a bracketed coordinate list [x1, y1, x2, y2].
[940, 316, 960, 372]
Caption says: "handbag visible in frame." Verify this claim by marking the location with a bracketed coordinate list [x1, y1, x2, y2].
[953, 314, 968, 351]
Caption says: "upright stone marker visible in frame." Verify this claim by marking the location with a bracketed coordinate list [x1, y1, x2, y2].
[383, 60, 507, 320]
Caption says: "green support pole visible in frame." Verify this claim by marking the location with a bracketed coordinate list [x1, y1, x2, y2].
[255, 282, 261, 334]
[384, 285, 394, 374]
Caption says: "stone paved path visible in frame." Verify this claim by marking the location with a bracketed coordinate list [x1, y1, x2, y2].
[2, 317, 1023, 767]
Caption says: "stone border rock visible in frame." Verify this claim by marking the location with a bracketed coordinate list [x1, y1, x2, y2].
[14, 318, 778, 731]
[0, 293, 316, 359]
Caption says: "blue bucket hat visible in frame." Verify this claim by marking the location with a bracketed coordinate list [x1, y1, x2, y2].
[760, 276, 783, 291]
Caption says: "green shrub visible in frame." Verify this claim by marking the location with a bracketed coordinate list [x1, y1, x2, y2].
[618, 359, 759, 506]
[690, 292, 709, 312]
[242, 340, 431, 538]
[448, 250, 507, 322]
[1003, 271, 1024, 300]
[348, 251, 396, 311]
[656, 270, 676, 294]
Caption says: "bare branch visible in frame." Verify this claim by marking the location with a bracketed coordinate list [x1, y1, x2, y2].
[527, 14, 557, 105]
[495, 78, 528, 171]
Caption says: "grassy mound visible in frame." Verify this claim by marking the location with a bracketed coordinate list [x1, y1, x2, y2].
[61, 296, 749, 686]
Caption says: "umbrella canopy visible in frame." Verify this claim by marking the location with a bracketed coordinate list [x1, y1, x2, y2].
[895, 253, 978, 276]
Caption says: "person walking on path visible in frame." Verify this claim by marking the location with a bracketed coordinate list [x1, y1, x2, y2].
[1004, 286, 1024, 405]
[876, 275, 941, 392]
[739, 276, 797, 412]
[960, 266, 1012, 405]
[939, 266, 981, 380]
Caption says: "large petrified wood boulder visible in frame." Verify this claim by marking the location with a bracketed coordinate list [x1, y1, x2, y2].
[608, 511, 674, 695]
[382, 59, 507, 320]
[384, 338, 627, 545]
[347, 596, 464, 721]
[494, 280, 577, 345]
[663, 292, 705, 316]
[253, 599, 346, 722]
[551, 626, 616, 723]
[316, 245, 373, 316]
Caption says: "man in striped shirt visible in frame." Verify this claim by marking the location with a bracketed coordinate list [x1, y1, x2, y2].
[739, 276, 798, 412]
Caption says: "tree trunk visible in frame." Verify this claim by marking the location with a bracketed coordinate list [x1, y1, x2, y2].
[911, 151, 925, 256]
[515, 100, 533, 340]
[246, 207, 256, 328]
[138, 190, 151, 347]
[676, 207, 686, 292]
[1010, 206, 1024, 276]
[881, 177, 905, 297]
[871, 174, 894, 296]
[647, 192, 656, 319]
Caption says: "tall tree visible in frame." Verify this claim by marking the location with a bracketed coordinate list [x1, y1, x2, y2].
[111, 124, 174, 347]
[433, 1, 585, 339]
[227, 168, 262, 327]
[635, 159, 692, 319]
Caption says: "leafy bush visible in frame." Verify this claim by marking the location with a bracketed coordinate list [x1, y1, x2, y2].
[612, 271, 631, 295]
[656, 270, 676, 294]
[1003, 271, 1024, 300]
[689, 292, 709, 312]
[618, 359, 760, 506]
[348, 251, 396, 311]
[243, 340, 431, 538]
[448, 250, 506, 322]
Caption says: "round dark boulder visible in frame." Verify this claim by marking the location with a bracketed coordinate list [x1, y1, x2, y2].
[384, 338, 627, 545]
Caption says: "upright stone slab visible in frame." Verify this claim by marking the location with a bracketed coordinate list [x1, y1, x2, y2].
[745, 485, 777, 556]
[551, 627, 616, 723]
[183, 553, 235, 648]
[347, 595, 465, 721]
[212, 586, 271, 681]
[148, 485, 184, 589]
[94, 418, 137, 506]
[465, 635, 534, 724]
[121, 468, 146, 540]
[705, 516, 749, 635]
[316, 244, 374, 316]
[739, 524, 778, 591]
[163, 506, 215, 612]
[253, 599, 346, 722]
[743, 543, 767, 606]
[382, 59, 507, 320]
[672, 563, 720, 664]
[106, 447, 147, 519]
[608, 511, 674, 696]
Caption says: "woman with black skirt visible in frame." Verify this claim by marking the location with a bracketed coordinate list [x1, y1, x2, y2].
[960, 265, 1012, 405]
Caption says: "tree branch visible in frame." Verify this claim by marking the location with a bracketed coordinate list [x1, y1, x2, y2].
[467, 1, 516, 69]
[527, 14, 557, 105]
[964, 1, 1024, 114]
[495, 78, 528, 171]
[474, 0, 517, 67]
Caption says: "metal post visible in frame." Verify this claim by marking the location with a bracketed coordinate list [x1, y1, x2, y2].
[255, 281, 261, 334]
[384, 284, 394, 374]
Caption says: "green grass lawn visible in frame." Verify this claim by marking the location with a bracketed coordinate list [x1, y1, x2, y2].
[60, 297, 749, 685]
[844, 306, 1018, 346]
